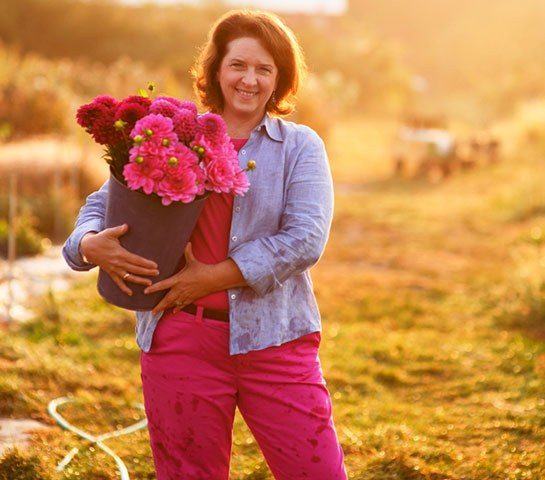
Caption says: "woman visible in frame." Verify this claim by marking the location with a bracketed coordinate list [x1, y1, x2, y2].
[63, 9, 347, 480]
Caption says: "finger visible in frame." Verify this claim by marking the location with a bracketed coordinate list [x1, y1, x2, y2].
[184, 242, 195, 263]
[144, 277, 178, 294]
[110, 272, 133, 296]
[123, 273, 153, 287]
[152, 292, 177, 315]
[124, 263, 160, 277]
[107, 224, 129, 238]
[172, 306, 181, 314]
[123, 251, 158, 270]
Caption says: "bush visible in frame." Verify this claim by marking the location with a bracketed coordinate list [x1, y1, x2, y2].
[25, 188, 79, 243]
[0, 214, 44, 258]
[0, 82, 70, 140]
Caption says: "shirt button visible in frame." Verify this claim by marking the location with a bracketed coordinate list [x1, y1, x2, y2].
[232, 235, 237, 242]
[241, 149, 246, 155]
[235, 206, 241, 212]
[230, 294, 236, 300]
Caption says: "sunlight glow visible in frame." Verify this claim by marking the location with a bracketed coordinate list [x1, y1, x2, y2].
[118, 0, 347, 15]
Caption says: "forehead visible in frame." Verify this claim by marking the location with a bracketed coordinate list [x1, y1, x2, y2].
[223, 37, 276, 65]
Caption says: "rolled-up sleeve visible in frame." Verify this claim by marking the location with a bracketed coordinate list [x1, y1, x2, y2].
[62, 180, 109, 271]
[229, 129, 334, 297]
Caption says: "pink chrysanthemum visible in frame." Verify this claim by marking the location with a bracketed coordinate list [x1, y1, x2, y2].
[205, 157, 237, 193]
[156, 96, 198, 116]
[130, 114, 177, 145]
[231, 169, 250, 196]
[76, 102, 105, 131]
[115, 101, 149, 134]
[123, 155, 165, 195]
[150, 99, 179, 119]
[94, 95, 118, 110]
[77, 92, 251, 202]
[155, 144, 202, 204]
[173, 109, 198, 144]
[129, 140, 170, 164]
[178, 100, 198, 115]
[122, 95, 151, 109]
[76, 95, 121, 145]
[197, 113, 228, 146]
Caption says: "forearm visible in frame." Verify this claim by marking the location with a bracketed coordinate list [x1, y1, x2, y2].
[62, 180, 109, 270]
[208, 258, 248, 291]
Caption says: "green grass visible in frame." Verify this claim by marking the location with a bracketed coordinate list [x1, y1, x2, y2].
[1, 119, 545, 479]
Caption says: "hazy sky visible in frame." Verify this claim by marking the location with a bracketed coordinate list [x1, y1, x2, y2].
[119, 0, 347, 15]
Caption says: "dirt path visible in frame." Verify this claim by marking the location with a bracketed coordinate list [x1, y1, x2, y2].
[0, 246, 93, 322]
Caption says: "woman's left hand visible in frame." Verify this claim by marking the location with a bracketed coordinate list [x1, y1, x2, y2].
[145, 243, 216, 315]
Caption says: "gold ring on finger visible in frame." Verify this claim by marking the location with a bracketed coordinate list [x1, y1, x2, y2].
[123, 273, 130, 280]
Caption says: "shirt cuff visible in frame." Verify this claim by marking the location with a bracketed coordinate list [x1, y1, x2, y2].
[229, 243, 283, 297]
[62, 220, 103, 271]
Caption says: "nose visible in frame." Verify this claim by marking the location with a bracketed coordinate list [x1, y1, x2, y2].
[241, 68, 257, 86]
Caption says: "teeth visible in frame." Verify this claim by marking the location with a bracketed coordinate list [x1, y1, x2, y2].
[237, 89, 257, 97]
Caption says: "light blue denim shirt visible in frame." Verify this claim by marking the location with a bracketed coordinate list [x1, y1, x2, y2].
[63, 114, 334, 355]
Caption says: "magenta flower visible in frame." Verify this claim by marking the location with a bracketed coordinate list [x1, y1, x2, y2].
[150, 99, 179, 119]
[125, 137, 171, 194]
[76, 96, 122, 145]
[94, 95, 118, 110]
[77, 90, 251, 203]
[179, 100, 198, 115]
[129, 141, 168, 164]
[123, 156, 164, 195]
[156, 144, 202, 204]
[197, 113, 227, 146]
[155, 96, 198, 115]
[232, 169, 250, 196]
[122, 95, 151, 109]
[130, 114, 177, 145]
[205, 157, 237, 193]
[115, 101, 149, 135]
[156, 168, 199, 205]
[173, 109, 198, 144]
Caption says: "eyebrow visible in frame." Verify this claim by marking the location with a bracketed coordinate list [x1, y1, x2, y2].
[229, 57, 275, 68]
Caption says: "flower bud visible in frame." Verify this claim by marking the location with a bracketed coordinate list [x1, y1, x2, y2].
[135, 156, 144, 164]
[133, 135, 143, 145]
[247, 160, 256, 171]
[114, 119, 127, 131]
[145, 128, 153, 137]
[162, 138, 170, 147]
[168, 156, 178, 166]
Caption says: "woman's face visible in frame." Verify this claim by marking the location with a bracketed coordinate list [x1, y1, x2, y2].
[217, 36, 278, 121]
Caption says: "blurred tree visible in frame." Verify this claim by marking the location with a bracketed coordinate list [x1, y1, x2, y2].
[0, 0, 412, 115]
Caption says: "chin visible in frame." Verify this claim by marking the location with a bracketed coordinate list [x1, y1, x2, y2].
[232, 103, 263, 116]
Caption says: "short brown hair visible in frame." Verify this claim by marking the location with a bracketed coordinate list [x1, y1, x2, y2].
[191, 9, 307, 116]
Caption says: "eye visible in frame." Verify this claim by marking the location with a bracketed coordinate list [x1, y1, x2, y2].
[230, 62, 245, 69]
[259, 67, 273, 74]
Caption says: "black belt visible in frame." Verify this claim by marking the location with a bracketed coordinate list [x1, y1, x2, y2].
[181, 303, 230, 322]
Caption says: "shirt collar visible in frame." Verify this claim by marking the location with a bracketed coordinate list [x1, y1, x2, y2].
[256, 114, 284, 142]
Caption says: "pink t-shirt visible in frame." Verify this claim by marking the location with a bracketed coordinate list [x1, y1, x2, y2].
[189, 138, 247, 311]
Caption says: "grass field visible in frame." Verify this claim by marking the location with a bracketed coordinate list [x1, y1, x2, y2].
[1, 117, 544, 479]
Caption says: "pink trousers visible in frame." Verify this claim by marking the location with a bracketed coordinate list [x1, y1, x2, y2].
[140, 307, 347, 480]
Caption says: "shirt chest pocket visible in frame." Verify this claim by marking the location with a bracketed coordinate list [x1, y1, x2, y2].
[242, 160, 286, 232]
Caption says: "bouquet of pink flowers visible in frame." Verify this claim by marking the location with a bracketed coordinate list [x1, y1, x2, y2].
[75, 86, 254, 310]
[76, 90, 252, 205]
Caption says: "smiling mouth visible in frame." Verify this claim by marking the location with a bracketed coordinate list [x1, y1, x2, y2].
[236, 88, 258, 98]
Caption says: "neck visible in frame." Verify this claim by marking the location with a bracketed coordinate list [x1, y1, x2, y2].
[222, 110, 265, 139]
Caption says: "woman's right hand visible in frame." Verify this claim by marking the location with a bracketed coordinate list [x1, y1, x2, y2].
[80, 224, 159, 296]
